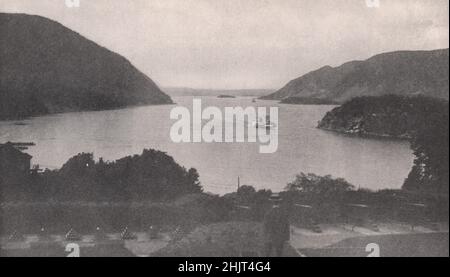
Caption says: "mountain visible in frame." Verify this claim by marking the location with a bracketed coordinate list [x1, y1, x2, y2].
[0, 13, 172, 120]
[163, 87, 274, 97]
[262, 49, 449, 103]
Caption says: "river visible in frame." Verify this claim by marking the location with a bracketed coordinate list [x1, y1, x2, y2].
[0, 96, 414, 195]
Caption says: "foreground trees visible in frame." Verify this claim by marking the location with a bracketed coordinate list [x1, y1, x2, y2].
[2, 149, 202, 202]
[403, 104, 449, 194]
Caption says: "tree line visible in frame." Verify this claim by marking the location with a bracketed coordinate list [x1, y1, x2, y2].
[1, 149, 202, 202]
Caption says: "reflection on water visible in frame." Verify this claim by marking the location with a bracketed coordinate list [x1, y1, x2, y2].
[0, 96, 414, 194]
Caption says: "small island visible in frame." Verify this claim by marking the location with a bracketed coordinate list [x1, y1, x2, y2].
[217, 95, 236, 99]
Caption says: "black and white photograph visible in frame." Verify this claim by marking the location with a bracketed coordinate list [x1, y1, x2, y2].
[0, 0, 448, 259]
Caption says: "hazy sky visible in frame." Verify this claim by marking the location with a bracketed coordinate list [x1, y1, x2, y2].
[1, 0, 449, 89]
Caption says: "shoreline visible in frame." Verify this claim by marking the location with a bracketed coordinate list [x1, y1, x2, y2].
[0, 101, 176, 123]
[317, 126, 412, 141]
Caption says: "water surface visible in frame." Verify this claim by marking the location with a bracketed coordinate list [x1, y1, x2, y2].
[0, 96, 414, 194]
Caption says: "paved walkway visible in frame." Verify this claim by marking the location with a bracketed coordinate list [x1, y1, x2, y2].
[289, 222, 449, 257]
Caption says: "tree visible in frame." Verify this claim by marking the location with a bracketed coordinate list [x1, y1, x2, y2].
[8, 149, 205, 202]
[286, 173, 354, 195]
[403, 103, 449, 194]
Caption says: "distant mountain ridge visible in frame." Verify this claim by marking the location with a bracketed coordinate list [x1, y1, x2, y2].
[0, 13, 172, 120]
[164, 87, 274, 97]
[262, 49, 449, 103]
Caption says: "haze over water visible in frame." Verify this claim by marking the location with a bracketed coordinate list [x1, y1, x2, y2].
[0, 96, 414, 195]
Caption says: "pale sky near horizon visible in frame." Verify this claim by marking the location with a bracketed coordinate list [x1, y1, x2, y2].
[1, 0, 449, 89]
